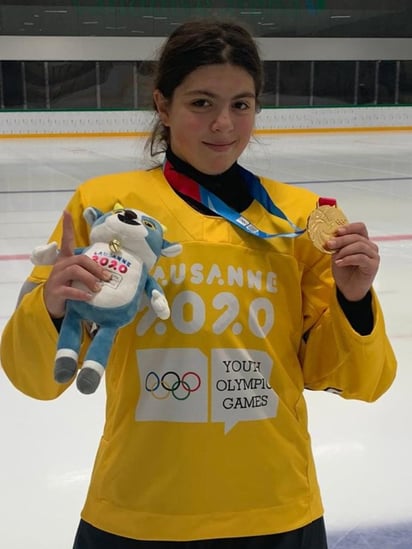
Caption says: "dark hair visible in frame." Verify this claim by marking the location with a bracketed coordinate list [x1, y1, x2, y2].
[147, 19, 263, 156]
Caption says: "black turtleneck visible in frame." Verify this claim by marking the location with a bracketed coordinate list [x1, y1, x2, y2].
[166, 148, 253, 214]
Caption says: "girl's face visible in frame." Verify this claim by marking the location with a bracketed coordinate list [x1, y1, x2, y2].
[154, 64, 257, 175]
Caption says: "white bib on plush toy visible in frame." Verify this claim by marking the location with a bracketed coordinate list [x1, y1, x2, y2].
[73, 243, 145, 309]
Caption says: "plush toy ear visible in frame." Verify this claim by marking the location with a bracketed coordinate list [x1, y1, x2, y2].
[83, 207, 104, 226]
[113, 202, 125, 212]
[161, 241, 182, 258]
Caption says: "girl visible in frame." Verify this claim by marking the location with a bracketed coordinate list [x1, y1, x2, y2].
[0, 19, 396, 549]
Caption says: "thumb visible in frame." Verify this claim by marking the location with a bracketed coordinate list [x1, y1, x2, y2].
[59, 210, 75, 257]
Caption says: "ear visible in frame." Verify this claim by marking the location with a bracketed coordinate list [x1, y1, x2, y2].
[153, 89, 170, 127]
[161, 241, 182, 258]
[83, 207, 104, 226]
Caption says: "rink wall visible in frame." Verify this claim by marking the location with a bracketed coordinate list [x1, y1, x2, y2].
[1, 106, 412, 137]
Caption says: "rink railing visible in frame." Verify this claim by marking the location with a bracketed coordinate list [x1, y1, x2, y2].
[1, 106, 412, 137]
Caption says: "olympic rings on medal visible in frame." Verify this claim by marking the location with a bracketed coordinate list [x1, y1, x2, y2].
[145, 371, 201, 400]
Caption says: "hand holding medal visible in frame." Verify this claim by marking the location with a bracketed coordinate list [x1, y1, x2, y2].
[307, 197, 380, 301]
[307, 197, 349, 254]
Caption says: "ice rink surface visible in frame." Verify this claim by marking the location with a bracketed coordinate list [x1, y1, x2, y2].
[1, 130, 411, 548]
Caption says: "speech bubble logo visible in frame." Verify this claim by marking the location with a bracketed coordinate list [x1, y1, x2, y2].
[211, 348, 278, 434]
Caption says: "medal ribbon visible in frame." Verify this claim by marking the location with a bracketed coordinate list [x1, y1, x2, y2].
[318, 197, 337, 207]
[163, 160, 305, 239]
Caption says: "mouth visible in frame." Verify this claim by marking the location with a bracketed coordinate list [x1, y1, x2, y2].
[203, 141, 236, 152]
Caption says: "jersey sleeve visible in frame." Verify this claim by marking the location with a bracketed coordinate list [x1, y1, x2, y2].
[299, 261, 397, 402]
[0, 187, 92, 400]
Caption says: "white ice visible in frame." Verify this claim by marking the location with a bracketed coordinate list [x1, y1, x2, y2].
[0, 131, 411, 548]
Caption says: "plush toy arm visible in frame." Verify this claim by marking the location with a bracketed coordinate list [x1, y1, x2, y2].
[31, 241, 59, 265]
[145, 277, 170, 320]
[30, 242, 86, 265]
[151, 289, 170, 320]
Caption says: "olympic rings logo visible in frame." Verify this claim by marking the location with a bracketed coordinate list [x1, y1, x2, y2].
[145, 371, 201, 401]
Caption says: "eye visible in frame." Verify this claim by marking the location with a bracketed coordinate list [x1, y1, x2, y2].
[233, 100, 251, 111]
[143, 219, 155, 230]
[191, 98, 211, 108]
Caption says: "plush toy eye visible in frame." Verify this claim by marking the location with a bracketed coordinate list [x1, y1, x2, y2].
[143, 219, 155, 230]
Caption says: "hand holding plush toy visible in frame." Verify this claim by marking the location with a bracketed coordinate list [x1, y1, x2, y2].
[31, 206, 182, 395]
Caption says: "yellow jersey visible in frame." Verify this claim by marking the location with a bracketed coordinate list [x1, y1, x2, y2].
[0, 167, 397, 541]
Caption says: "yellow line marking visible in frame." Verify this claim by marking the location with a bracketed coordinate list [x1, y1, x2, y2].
[1, 127, 412, 139]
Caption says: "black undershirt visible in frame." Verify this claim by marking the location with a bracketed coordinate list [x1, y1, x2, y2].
[166, 148, 253, 213]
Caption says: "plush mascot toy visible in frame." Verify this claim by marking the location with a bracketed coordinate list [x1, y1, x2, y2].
[31, 206, 182, 395]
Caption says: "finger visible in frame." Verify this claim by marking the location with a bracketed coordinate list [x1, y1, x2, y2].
[71, 255, 113, 282]
[336, 222, 369, 239]
[44, 281, 96, 318]
[327, 232, 378, 255]
[332, 249, 380, 276]
[59, 210, 75, 258]
[333, 252, 379, 267]
[65, 263, 108, 293]
[52, 259, 110, 292]
[57, 285, 97, 303]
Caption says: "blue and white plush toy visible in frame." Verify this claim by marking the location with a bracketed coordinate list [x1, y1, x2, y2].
[31, 206, 182, 395]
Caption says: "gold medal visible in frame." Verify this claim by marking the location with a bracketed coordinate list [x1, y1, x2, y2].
[307, 198, 348, 254]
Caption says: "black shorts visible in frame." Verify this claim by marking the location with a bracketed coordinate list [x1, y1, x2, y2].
[73, 517, 328, 549]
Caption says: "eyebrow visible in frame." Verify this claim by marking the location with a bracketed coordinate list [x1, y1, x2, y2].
[184, 90, 256, 99]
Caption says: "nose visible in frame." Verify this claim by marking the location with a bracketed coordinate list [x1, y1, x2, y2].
[118, 209, 139, 226]
[210, 106, 234, 132]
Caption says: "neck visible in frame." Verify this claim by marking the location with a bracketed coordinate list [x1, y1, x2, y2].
[165, 148, 253, 213]
[166, 148, 237, 185]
